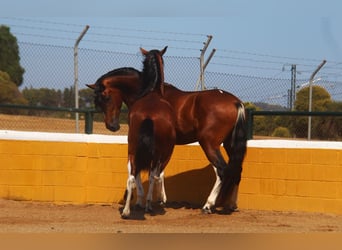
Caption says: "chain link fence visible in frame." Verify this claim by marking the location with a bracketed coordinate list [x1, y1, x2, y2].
[1, 42, 341, 140]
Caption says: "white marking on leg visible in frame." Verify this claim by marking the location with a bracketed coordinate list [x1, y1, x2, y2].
[127, 158, 132, 175]
[122, 175, 135, 218]
[135, 172, 144, 208]
[203, 166, 221, 213]
[156, 171, 167, 204]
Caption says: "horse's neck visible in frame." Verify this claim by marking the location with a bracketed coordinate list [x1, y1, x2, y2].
[111, 76, 142, 108]
[122, 88, 141, 109]
[124, 93, 140, 108]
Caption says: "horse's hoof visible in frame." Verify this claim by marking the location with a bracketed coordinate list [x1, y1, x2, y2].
[145, 207, 153, 213]
[134, 204, 144, 211]
[230, 207, 239, 212]
[226, 205, 239, 213]
[201, 207, 212, 214]
[158, 200, 166, 207]
[121, 213, 129, 219]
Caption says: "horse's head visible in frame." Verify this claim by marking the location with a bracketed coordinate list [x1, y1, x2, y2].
[87, 79, 122, 132]
[87, 68, 141, 132]
[140, 46, 168, 97]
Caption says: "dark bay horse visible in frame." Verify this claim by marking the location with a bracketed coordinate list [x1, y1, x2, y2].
[89, 47, 176, 218]
[88, 53, 247, 215]
[164, 83, 247, 213]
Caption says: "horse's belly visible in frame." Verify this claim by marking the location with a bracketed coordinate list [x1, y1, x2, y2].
[175, 130, 197, 145]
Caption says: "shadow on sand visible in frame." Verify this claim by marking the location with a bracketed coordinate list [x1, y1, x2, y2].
[118, 164, 236, 219]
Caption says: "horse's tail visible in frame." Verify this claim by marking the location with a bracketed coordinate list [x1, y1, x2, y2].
[216, 102, 247, 207]
[135, 118, 154, 170]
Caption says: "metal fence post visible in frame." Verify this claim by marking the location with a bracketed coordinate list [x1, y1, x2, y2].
[246, 108, 254, 140]
[84, 110, 93, 134]
[195, 35, 213, 90]
[308, 60, 326, 140]
[74, 25, 89, 133]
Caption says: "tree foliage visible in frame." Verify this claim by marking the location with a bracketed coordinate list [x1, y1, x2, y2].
[247, 85, 341, 140]
[292, 85, 341, 139]
[0, 71, 28, 114]
[272, 127, 290, 137]
[18, 86, 128, 122]
[0, 71, 27, 105]
[0, 25, 25, 86]
[295, 85, 331, 111]
[22, 87, 62, 107]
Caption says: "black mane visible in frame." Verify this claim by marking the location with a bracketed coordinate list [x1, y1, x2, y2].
[95, 67, 141, 85]
[93, 67, 141, 108]
[140, 50, 165, 97]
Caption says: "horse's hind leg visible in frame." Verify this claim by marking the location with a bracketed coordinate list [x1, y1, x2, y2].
[199, 142, 227, 181]
[223, 139, 244, 212]
[145, 168, 159, 212]
[156, 171, 167, 205]
[121, 174, 135, 219]
[202, 167, 221, 214]
[199, 141, 227, 213]
[228, 185, 239, 211]
[135, 172, 144, 209]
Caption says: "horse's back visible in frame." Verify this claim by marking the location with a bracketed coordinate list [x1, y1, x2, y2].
[165, 85, 242, 125]
[163, 85, 243, 144]
[165, 84, 241, 102]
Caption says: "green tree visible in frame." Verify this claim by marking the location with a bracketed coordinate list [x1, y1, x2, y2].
[322, 101, 342, 139]
[63, 87, 74, 108]
[79, 88, 93, 108]
[22, 87, 63, 107]
[245, 102, 292, 138]
[293, 85, 340, 139]
[295, 85, 331, 111]
[0, 71, 28, 114]
[272, 126, 291, 138]
[0, 25, 25, 86]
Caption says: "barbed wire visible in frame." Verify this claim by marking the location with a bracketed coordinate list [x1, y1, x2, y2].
[6, 23, 204, 45]
[2, 16, 342, 82]
[2, 17, 208, 37]
[218, 48, 328, 63]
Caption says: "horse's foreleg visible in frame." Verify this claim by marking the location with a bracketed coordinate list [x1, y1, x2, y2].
[156, 171, 167, 205]
[121, 175, 135, 219]
[202, 166, 221, 214]
[135, 172, 144, 208]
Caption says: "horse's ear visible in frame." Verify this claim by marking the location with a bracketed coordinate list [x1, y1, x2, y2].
[86, 84, 96, 89]
[140, 47, 149, 56]
[160, 46, 168, 55]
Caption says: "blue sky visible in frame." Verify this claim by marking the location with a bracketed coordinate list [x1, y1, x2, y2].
[1, 0, 342, 97]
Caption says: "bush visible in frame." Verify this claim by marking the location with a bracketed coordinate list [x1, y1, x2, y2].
[272, 126, 291, 138]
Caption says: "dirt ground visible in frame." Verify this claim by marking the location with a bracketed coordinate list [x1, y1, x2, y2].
[0, 114, 129, 135]
[1, 198, 342, 233]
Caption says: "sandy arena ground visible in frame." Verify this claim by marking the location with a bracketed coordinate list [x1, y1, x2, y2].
[1, 198, 342, 233]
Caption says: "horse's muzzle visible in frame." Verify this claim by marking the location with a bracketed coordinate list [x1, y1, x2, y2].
[106, 121, 120, 132]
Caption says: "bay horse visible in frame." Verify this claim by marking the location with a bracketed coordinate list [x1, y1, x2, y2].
[88, 52, 247, 215]
[89, 47, 176, 218]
